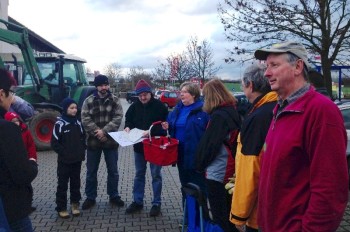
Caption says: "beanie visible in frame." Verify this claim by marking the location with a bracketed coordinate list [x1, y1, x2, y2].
[94, 75, 109, 87]
[4, 111, 20, 122]
[61, 98, 77, 114]
[135, 79, 152, 95]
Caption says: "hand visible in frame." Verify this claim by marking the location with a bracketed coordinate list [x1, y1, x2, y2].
[142, 130, 149, 137]
[124, 127, 130, 133]
[99, 135, 108, 142]
[225, 174, 236, 195]
[94, 129, 105, 140]
[161, 122, 169, 130]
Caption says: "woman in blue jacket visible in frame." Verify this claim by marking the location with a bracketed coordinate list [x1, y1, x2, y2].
[163, 82, 209, 203]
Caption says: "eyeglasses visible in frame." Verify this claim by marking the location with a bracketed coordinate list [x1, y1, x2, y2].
[9, 90, 16, 96]
[180, 90, 189, 94]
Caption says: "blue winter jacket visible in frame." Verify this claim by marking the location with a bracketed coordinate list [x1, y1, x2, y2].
[167, 100, 209, 170]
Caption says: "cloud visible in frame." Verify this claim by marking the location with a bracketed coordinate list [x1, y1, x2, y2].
[8, 0, 243, 80]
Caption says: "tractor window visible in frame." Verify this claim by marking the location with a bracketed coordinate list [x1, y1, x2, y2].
[63, 63, 77, 86]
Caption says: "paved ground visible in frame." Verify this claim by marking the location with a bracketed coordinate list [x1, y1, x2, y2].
[29, 99, 350, 231]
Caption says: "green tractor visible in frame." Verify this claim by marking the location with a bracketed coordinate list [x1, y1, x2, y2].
[0, 18, 95, 150]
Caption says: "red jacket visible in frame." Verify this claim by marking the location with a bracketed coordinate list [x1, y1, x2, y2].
[259, 87, 348, 232]
[20, 123, 37, 160]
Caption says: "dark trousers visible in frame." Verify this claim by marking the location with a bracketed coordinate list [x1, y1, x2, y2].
[56, 161, 82, 211]
[206, 179, 239, 232]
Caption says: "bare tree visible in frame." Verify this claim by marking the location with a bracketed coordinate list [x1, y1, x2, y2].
[154, 53, 193, 87]
[126, 66, 152, 90]
[167, 53, 193, 84]
[218, 0, 350, 96]
[104, 62, 123, 87]
[153, 61, 168, 89]
[187, 36, 221, 84]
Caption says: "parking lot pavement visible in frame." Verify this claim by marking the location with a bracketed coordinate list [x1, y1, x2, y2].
[28, 99, 350, 231]
[31, 146, 183, 232]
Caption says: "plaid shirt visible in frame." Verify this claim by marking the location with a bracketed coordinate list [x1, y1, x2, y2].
[81, 91, 123, 149]
[277, 83, 310, 115]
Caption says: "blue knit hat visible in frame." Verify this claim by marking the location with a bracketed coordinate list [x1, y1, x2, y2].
[135, 79, 152, 95]
[94, 74, 109, 87]
[61, 98, 77, 114]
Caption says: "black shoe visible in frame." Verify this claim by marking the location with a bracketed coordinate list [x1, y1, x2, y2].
[82, 199, 96, 210]
[109, 197, 125, 207]
[149, 204, 161, 217]
[125, 202, 143, 214]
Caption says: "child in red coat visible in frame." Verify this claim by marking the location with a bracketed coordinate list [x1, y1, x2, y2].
[4, 111, 37, 212]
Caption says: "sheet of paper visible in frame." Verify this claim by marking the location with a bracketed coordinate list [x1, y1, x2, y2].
[108, 129, 145, 147]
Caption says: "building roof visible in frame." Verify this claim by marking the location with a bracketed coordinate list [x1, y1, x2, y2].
[8, 16, 64, 54]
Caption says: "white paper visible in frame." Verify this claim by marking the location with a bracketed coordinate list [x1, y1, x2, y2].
[108, 128, 145, 147]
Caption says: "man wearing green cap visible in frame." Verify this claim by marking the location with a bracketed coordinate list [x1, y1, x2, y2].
[255, 41, 348, 231]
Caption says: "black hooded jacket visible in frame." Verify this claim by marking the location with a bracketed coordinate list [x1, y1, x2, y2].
[125, 97, 168, 153]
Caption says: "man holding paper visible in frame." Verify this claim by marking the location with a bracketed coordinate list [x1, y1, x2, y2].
[124, 79, 168, 217]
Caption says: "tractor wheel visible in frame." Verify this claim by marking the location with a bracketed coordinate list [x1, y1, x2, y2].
[29, 110, 60, 151]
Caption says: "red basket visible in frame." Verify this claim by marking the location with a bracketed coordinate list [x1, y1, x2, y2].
[143, 121, 179, 166]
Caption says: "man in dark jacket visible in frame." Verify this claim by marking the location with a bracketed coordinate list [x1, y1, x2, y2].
[124, 79, 168, 217]
[0, 68, 38, 231]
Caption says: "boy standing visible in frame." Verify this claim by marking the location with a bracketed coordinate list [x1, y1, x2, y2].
[51, 98, 86, 218]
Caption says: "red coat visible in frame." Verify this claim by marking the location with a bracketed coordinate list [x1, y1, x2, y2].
[259, 87, 348, 232]
[20, 123, 37, 160]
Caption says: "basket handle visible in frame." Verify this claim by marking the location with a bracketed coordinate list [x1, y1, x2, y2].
[148, 121, 170, 143]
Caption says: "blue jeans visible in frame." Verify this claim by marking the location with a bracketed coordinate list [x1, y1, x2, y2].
[8, 216, 33, 232]
[85, 148, 120, 200]
[133, 152, 162, 205]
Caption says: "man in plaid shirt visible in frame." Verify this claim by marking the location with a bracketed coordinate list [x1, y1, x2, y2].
[81, 74, 124, 210]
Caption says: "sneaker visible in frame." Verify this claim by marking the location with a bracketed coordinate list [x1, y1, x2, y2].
[109, 197, 125, 207]
[71, 203, 80, 217]
[58, 210, 70, 219]
[125, 202, 143, 214]
[81, 199, 96, 210]
[149, 204, 161, 217]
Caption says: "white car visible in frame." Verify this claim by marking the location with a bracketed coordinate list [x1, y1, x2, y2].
[338, 102, 350, 188]
[154, 90, 169, 99]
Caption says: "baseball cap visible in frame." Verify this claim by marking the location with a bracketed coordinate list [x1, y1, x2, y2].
[254, 41, 311, 70]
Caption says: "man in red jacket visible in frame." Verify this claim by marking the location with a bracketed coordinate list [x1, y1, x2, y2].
[254, 41, 348, 232]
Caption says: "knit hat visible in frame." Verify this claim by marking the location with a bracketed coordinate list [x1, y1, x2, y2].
[61, 98, 77, 114]
[4, 111, 20, 122]
[135, 79, 152, 95]
[94, 74, 109, 87]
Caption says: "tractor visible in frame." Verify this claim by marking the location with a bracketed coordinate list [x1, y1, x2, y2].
[0, 18, 95, 150]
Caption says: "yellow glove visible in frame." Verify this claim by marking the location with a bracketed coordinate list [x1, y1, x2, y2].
[225, 174, 236, 195]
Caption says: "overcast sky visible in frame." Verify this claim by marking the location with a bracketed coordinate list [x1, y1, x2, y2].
[8, 0, 248, 80]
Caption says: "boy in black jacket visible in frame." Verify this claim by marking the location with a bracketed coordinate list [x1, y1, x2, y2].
[51, 98, 86, 219]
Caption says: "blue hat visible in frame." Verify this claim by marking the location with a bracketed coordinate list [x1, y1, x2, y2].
[61, 98, 77, 114]
[94, 75, 109, 87]
[135, 79, 152, 95]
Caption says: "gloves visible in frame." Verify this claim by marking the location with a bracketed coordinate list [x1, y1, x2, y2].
[225, 174, 236, 195]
